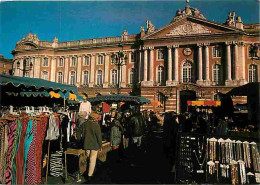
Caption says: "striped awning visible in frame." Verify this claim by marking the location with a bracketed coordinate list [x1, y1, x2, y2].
[187, 100, 221, 107]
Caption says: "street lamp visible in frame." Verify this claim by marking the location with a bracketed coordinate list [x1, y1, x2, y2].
[16, 59, 33, 77]
[111, 44, 128, 94]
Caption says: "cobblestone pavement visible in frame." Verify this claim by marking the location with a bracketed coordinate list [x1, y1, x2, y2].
[46, 129, 175, 184]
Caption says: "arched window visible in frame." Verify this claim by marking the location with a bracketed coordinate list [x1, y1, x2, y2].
[97, 70, 103, 86]
[249, 64, 257, 82]
[42, 71, 48, 80]
[83, 71, 89, 85]
[98, 55, 103, 65]
[84, 56, 90, 66]
[111, 69, 118, 85]
[59, 58, 64, 67]
[182, 61, 192, 83]
[130, 68, 135, 84]
[70, 71, 76, 85]
[71, 57, 76, 67]
[158, 66, 164, 84]
[57, 72, 63, 83]
[213, 64, 221, 84]
[43, 58, 48, 67]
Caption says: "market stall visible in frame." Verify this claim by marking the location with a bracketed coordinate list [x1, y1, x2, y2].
[0, 74, 83, 184]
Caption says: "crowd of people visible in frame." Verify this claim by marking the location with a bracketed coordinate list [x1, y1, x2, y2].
[74, 95, 258, 183]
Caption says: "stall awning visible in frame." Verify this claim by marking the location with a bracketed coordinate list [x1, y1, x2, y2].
[187, 100, 221, 107]
[0, 74, 78, 93]
[88, 95, 151, 104]
[20, 91, 50, 97]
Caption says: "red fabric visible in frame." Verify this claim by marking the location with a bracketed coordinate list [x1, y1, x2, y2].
[102, 103, 110, 113]
[16, 116, 29, 184]
[35, 117, 48, 184]
[187, 101, 192, 106]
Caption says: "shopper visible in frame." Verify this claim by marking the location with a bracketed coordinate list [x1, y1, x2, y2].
[76, 110, 102, 182]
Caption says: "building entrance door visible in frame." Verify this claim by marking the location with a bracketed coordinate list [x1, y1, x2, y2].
[180, 90, 196, 113]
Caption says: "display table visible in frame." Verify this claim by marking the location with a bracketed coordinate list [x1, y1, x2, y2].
[65, 148, 87, 181]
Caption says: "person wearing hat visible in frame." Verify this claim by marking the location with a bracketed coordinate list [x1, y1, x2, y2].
[79, 93, 92, 119]
[76, 110, 102, 182]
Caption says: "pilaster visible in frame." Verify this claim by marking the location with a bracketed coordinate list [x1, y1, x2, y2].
[103, 53, 110, 88]
[197, 43, 203, 85]
[89, 54, 95, 87]
[64, 56, 69, 84]
[50, 57, 57, 82]
[225, 41, 232, 85]
[76, 55, 82, 84]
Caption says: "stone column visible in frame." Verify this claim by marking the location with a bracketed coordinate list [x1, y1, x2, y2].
[143, 48, 148, 82]
[149, 47, 154, 84]
[34, 57, 40, 78]
[64, 56, 69, 84]
[121, 58, 127, 88]
[89, 54, 95, 87]
[197, 44, 203, 84]
[234, 43, 238, 81]
[50, 57, 57, 82]
[204, 43, 211, 85]
[138, 50, 142, 82]
[240, 42, 246, 82]
[166, 46, 172, 86]
[103, 54, 110, 88]
[76, 55, 82, 84]
[174, 45, 179, 83]
[225, 42, 232, 83]
[29, 58, 34, 78]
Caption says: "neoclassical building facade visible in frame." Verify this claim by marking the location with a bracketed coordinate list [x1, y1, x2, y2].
[12, 3, 260, 113]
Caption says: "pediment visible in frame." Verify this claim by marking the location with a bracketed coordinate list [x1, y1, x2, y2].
[143, 17, 241, 39]
[15, 42, 38, 50]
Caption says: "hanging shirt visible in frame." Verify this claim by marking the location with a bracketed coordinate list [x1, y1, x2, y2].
[79, 101, 92, 119]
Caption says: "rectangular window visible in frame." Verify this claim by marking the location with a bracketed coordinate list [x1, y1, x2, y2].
[83, 71, 89, 85]
[84, 56, 90, 66]
[71, 57, 76, 67]
[213, 47, 221, 58]
[59, 58, 64, 67]
[42, 71, 48, 80]
[97, 70, 103, 85]
[58, 72, 63, 83]
[25, 71, 29, 77]
[158, 50, 164, 60]
[131, 53, 135, 63]
[43, 58, 48, 67]
[98, 56, 103, 65]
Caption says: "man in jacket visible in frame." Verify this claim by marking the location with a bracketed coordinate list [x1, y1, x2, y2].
[130, 112, 146, 148]
[76, 111, 102, 182]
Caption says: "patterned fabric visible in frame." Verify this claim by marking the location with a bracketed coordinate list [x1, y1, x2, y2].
[11, 119, 22, 185]
[16, 116, 29, 184]
[5, 121, 17, 185]
[0, 125, 5, 183]
[23, 120, 34, 180]
[26, 120, 37, 184]
[35, 117, 48, 184]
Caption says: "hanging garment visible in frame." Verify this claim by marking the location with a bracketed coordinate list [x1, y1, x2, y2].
[16, 116, 29, 185]
[45, 114, 59, 140]
[35, 117, 48, 184]
[5, 121, 17, 185]
[23, 119, 34, 180]
[0, 125, 8, 184]
[25, 120, 37, 184]
[11, 119, 22, 185]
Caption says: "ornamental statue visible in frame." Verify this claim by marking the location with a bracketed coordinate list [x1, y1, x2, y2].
[146, 20, 155, 33]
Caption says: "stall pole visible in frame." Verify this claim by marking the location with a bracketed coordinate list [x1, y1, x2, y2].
[64, 93, 66, 109]
[45, 140, 51, 184]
